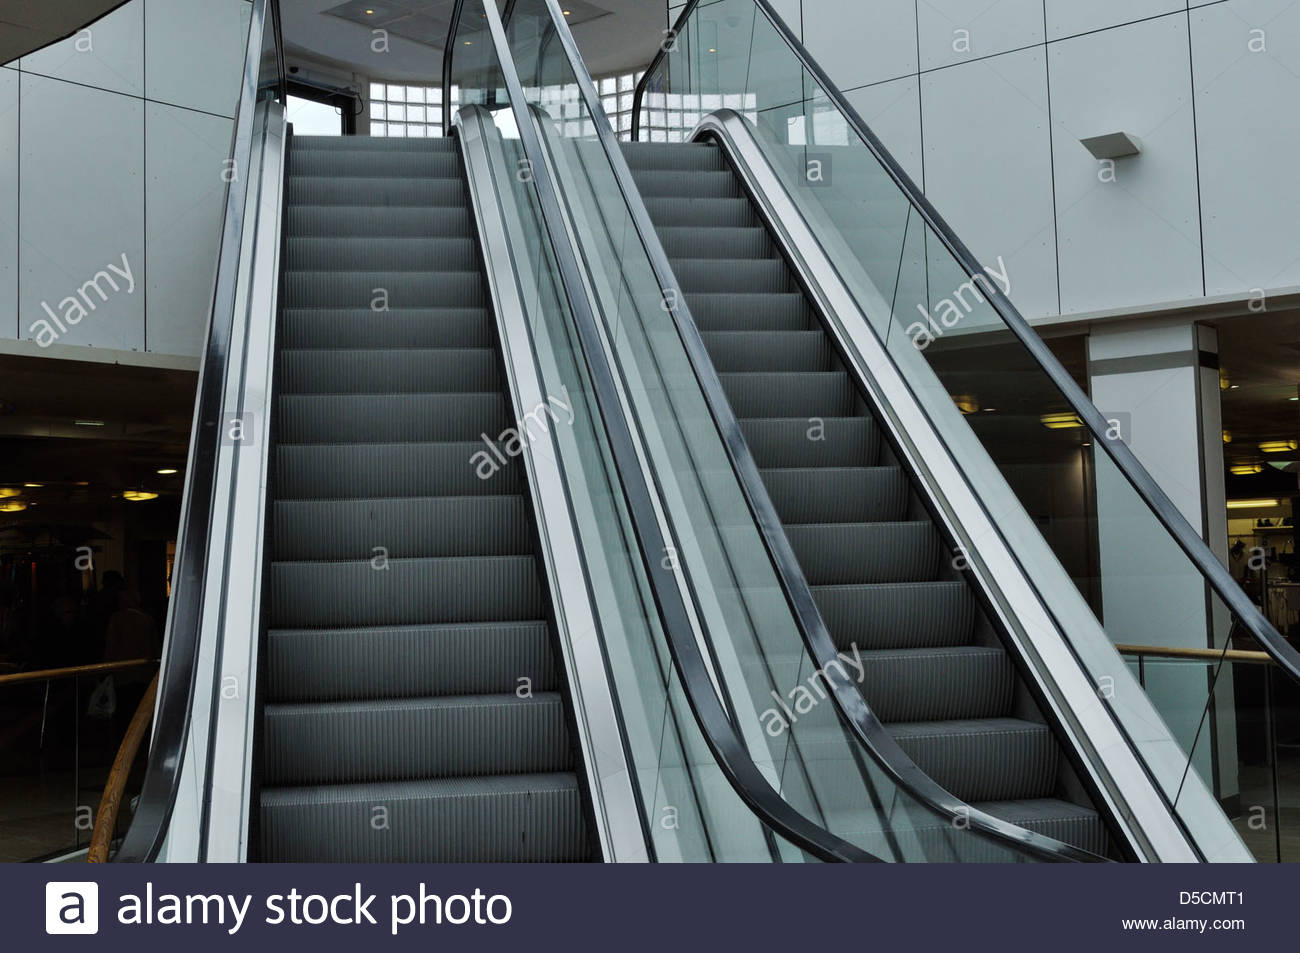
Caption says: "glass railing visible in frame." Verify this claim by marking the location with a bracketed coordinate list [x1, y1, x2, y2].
[468, 0, 1088, 861]
[634, 0, 1297, 859]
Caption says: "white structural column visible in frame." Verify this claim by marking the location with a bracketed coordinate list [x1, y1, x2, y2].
[1087, 319, 1238, 810]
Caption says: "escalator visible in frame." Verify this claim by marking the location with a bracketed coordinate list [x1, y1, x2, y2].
[258, 135, 591, 862]
[621, 139, 1107, 854]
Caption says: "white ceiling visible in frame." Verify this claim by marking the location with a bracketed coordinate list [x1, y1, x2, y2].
[280, 0, 665, 83]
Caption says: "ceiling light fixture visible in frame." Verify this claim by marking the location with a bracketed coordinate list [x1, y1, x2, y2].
[0, 487, 20, 499]
[1258, 440, 1298, 453]
[75, 420, 105, 427]
[156, 468, 178, 475]
[1227, 499, 1282, 509]
[23, 482, 42, 488]
[952, 395, 979, 415]
[1040, 412, 1084, 429]
[1230, 463, 1264, 476]
[123, 490, 159, 502]
[0, 501, 27, 513]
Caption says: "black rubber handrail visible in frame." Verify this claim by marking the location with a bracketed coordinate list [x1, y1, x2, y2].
[517, 0, 1100, 862]
[114, 0, 285, 863]
[464, 0, 877, 863]
[632, 0, 1300, 692]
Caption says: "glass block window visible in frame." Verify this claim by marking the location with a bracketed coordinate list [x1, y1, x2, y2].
[369, 82, 459, 138]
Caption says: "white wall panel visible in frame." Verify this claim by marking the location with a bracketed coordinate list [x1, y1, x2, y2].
[844, 76, 923, 183]
[0, 68, 17, 341]
[802, 0, 917, 88]
[145, 103, 232, 356]
[1192, 0, 1300, 295]
[1049, 16, 1202, 313]
[918, 0, 1044, 71]
[19, 0, 143, 97]
[1045, 1, 1187, 42]
[921, 48, 1058, 319]
[145, 0, 251, 118]
[18, 74, 145, 351]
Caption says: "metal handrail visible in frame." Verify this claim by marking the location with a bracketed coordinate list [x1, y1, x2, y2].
[631, 0, 1300, 689]
[113, 0, 285, 864]
[516, 0, 1100, 862]
[468, 0, 875, 863]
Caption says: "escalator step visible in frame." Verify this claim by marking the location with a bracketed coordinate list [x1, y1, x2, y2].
[739, 417, 877, 468]
[287, 148, 460, 178]
[283, 270, 486, 309]
[700, 330, 832, 372]
[721, 372, 857, 418]
[621, 141, 726, 171]
[263, 692, 572, 785]
[285, 236, 478, 271]
[286, 175, 468, 207]
[630, 169, 743, 198]
[270, 555, 543, 628]
[811, 581, 975, 650]
[276, 393, 508, 443]
[672, 258, 792, 294]
[641, 196, 757, 228]
[971, 799, 1108, 857]
[260, 773, 587, 863]
[659, 226, 772, 260]
[857, 647, 1015, 722]
[272, 496, 531, 561]
[292, 135, 458, 152]
[266, 620, 557, 702]
[785, 522, 944, 585]
[281, 308, 493, 349]
[685, 293, 812, 331]
[761, 467, 908, 523]
[887, 718, 1059, 803]
[286, 205, 472, 238]
[278, 348, 499, 394]
[276, 442, 522, 499]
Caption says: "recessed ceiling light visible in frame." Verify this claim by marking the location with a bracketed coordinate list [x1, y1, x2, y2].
[23, 482, 42, 488]
[123, 490, 159, 502]
[1227, 498, 1281, 509]
[156, 468, 178, 475]
[1230, 463, 1264, 475]
[0, 501, 27, 513]
[365, 8, 374, 14]
[1290, 396, 1298, 401]
[0, 488, 21, 499]
[1259, 440, 1298, 453]
[1040, 412, 1083, 429]
[75, 420, 105, 427]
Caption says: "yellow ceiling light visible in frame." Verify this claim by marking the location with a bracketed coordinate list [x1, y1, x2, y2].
[1040, 412, 1084, 430]
[0, 500, 27, 513]
[1258, 440, 1298, 453]
[156, 468, 178, 475]
[1230, 463, 1264, 476]
[0, 487, 20, 498]
[1219, 372, 1231, 391]
[123, 490, 159, 502]
[23, 482, 42, 488]
[1222, 430, 1232, 444]
[952, 394, 979, 415]
[1227, 499, 1282, 509]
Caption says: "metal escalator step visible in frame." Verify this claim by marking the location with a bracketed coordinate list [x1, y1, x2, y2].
[283, 270, 485, 309]
[620, 141, 726, 171]
[812, 581, 975, 650]
[761, 467, 908, 523]
[286, 175, 468, 207]
[686, 292, 812, 331]
[886, 718, 1059, 803]
[857, 647, 1015, 722]
[286, 205, 472, 238]
[265, 620, 557, 702]
[659, 225, 772, 260]
[721, 371, 856, 418]
[276, 442, 522, 499]
[971, 799, 1108, 857]
[272, 496, 531, 561]
[671, 257, 792, 294]
[285, 236, 478, 271]
[281, 308, 493, 349]
[287, 148, 460, 178]
[700, 330, 832, 372]
[630, 169, 743, 198]
[278, 348, 499, 394]
[263, 692, 572, 785]
[276, 393, 508, 443]
[270, 554, 543, 627]
[292, 135, 458, 152]
[739, 417, 877, 468]
[260, 773, 588, 862]
[785, 521, 944, 585]
[641, 196, 757, 228]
